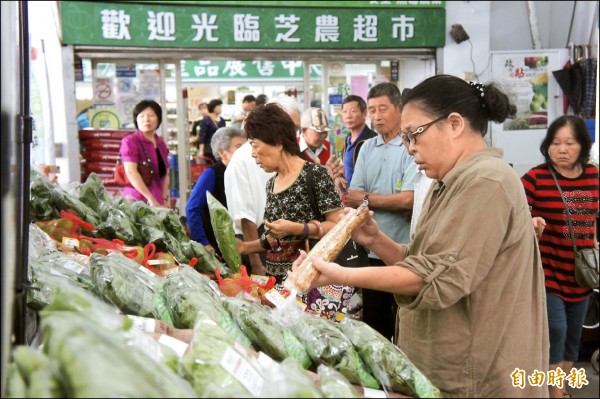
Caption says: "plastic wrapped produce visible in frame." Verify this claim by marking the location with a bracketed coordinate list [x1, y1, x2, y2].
[162, 267, 251, 346]
[283, 310, 379, 388]
[5, 346, 63, 398]
[89, 252, 173, 325]
[260, 357, 323, 398]
[207, 192, 242, 273]
[38, 310, 195, 397]
[180, 310, 263, 397]
[222, 296, 311, 368]
[317, 363, 361, 398]
[338, 317, 441, 398]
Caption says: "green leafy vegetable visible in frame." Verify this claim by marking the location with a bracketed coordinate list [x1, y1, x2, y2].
[207, 192, 241, 272]
[339, 318, 441, 398]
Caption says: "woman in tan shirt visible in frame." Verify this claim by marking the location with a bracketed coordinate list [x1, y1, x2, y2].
[291, 75, 549, 398]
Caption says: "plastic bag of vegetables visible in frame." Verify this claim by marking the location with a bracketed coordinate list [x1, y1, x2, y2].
[260, 357, 324, 398]
[221, 296, 311, 368]
[180, 310, 264, 397]
[5, 346, 63, 398]
[317, 363, 361, 398]
[280, 309, 379, 389]
[207, 192, 241, 273]
[38, 309, 196, 397]
[162, 267, 251, 346]
[338, 317, 441, 398]
[90, 252, 173, 325]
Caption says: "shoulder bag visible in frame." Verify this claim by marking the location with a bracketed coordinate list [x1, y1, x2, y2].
[549, 166, 599, 289]
[114, 135, 154, 187]
[305, 164, 369, 267]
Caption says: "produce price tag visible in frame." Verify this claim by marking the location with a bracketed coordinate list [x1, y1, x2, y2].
[264, 289, 287, 308]
[158, 334, 189, 358]
[362, 387, 388, 398]
[147, 259, 170, 266]
[61, 237, 80, 249]
[62, 260, 86, 275]
[128, 315, 156, 333]
[220, 347, 264, 397]
[250, 275, 270, 285]
[138, 265, 156, 277]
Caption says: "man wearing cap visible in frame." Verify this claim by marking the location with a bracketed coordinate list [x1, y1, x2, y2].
[298, 107, 334, 165]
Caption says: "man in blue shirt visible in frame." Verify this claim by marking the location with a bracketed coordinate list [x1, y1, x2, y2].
[347, 83, 417, 341]
[338, 95, 377, 192]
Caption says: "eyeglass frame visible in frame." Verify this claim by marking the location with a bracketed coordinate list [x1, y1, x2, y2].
[400, 115, 448, 146]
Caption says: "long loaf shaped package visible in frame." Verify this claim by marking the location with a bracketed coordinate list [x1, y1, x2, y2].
[285, 198, 370, 294]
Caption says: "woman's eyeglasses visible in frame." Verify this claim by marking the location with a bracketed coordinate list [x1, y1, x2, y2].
[400, 115, 448, 146]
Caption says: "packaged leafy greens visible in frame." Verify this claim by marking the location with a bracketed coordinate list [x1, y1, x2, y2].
[338, 317, 441, 398]
[180, 310, 264, 397]
[317, 363, 361, 398]
[284, 311, 379, 389]
[221, 296, 311, 369]
[6, 345, 63, 398]
[38, 309, 195, 397]
[207, 192, 241, 272]
[162, 267, 251, 346]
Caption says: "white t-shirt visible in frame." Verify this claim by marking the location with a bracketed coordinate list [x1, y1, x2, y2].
[224, 141, 275, 235]
[410, 170, 435, 239]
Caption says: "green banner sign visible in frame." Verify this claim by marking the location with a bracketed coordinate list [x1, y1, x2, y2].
[61, 1, 445, 49]
[181, 60, 322, 79]
[119, 1, 446, 8]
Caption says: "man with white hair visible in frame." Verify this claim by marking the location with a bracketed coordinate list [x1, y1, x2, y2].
[224, 95, 302, 274]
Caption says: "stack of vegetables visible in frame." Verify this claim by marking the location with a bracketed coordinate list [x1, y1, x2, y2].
[12, 170, 443, 398]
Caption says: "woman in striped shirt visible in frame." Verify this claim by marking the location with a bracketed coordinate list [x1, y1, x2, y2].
[522, 115, 599, 399]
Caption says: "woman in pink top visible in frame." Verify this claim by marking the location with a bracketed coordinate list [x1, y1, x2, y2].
[120, 100, 170, 207]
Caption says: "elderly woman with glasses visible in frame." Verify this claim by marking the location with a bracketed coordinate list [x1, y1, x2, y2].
[237, 103, 354, 321]
[289, 75, 549, 397]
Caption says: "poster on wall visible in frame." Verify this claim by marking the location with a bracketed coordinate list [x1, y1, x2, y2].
[490, 49, 569, 177]
[493, 53, 555, 131]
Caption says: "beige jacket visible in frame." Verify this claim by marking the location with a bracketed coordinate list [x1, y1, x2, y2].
[395, 148, 549, 398]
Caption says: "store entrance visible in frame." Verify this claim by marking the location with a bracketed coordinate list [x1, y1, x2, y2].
[75, 55, 435, 213]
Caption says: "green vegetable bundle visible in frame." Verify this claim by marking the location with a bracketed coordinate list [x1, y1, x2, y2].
[162, 267, 250, 346]
[181, 239, 232, 277]
[287, 313, 379, 389]
[6, 346, 63, 398]
[207, 192, 241, 272]
[89, 252, 172, 324]
[317, 363, 360, 398]
[180, 310, 261, 397]
[261, 357, 323, 398]
[38, 309, 195, 397]
[339, 318, 441, 398]
[222, 296, 311, 368]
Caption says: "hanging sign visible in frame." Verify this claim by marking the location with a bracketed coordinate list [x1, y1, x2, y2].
[61, 1, 445, 49]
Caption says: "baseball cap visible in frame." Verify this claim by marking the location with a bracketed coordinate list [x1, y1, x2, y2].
[301, 107, 332, 132]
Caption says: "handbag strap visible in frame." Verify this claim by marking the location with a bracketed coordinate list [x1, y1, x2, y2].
[134, 135, 152, 162]
[548, 166, 578, 253]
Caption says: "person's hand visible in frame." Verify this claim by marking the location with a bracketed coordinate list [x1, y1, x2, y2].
[288, 250, 344, 290]
[205, 244, 216, 256]
[236, 238, 247, 255]
[263, 219, 292, 239]
[345, 189, 368, 208]
[341, 208, 379, 247]
[148, 197, 163, 207]
[325, 155, 344, 180]
[334, 176, 347, 193]
[532, 216, 546, 240]
[249, 254, 266, 275]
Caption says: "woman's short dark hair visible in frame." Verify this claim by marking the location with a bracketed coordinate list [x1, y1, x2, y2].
[133, 100, 162, 129]
[244, 103, 301, 157]
[402, 74, 517, 137]
[208, 99, 223, 113]
[540, 115, 592, 165]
